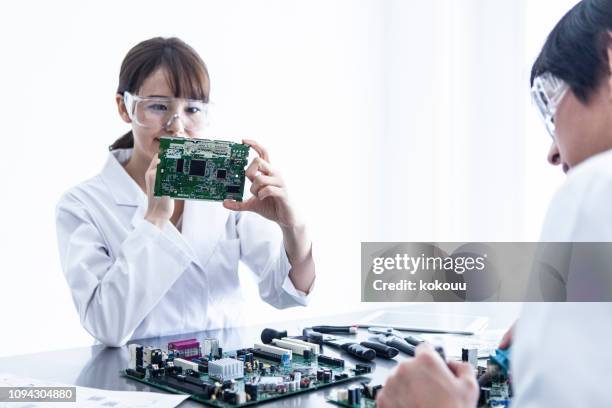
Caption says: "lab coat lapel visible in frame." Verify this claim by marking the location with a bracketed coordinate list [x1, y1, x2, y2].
[181, 200, 232, 268]
[101, 149, 203, 269]
[129, 200, 147, 227]
[128, 200, 203, 270]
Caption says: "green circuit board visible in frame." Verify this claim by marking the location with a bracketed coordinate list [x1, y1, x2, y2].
[327, 396, 377, 408]
[123, 347, 369, 407]
[154, 136, 250, 201]
[326, 365, 511, 408]
[325, 384, 511, 408]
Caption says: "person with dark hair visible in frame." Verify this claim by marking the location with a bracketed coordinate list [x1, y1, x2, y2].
[376, 1, 612, 406]
[55, 37, 315, 347]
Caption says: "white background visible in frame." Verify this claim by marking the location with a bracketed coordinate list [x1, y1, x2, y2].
[0, 0, 577, 356]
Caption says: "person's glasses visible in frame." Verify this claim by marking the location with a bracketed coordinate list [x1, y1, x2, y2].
[531, 72, 569, 139]
[123, 92, 209, 132]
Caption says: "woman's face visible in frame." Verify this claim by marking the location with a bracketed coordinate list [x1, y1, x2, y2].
[116, 68, 201, 161]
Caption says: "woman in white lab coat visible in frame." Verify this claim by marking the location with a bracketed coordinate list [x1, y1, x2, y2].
[55, 37, 315, 347]
[376, 1, 612, 407]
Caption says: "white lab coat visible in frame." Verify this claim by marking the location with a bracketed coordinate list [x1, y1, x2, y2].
[512, 149, 612, 407]
[55, 148, 310, 347]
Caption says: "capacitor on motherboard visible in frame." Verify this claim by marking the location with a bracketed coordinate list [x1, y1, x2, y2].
[245, 383, 258, 401]
[202, 338, 219, 359]
[348, 386, 361, 405]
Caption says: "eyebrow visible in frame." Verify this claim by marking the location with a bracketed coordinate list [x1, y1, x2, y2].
[145, 94, 172, 98]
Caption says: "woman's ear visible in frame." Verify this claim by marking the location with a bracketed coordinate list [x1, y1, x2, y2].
[115, 94, 131, 124]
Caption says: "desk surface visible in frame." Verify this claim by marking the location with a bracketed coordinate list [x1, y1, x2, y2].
[0, 304, 520, 407]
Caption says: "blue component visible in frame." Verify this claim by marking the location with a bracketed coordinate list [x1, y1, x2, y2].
[490, 398, 510, 407]
[491, 348, 511, 375]
[281, 354, 291, 367]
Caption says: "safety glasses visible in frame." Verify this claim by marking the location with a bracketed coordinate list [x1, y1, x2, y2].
[123, 92, 209, 132]
[531, 72, 569, 138]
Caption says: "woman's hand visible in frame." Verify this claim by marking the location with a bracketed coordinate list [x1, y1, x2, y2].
[223, 139, 315, 293]
[144, 155, 174, 229]
[223, 139, 301, 228]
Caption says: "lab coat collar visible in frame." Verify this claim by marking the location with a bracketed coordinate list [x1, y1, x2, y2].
[100, 148, 146, 208]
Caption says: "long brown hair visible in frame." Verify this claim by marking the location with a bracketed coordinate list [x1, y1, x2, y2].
[110, 37, 210, 150]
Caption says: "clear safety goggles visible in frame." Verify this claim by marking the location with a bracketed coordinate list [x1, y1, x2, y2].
[530, 72, 569, 138]
[123, 92, 209, 132]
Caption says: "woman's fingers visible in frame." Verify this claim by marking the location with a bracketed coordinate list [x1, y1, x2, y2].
[223, 197, 257, 212]
[146, 155, 160, 177]
[149, 154, 160, 169]
[250, 174, 284, 196]
[225, 141, 289, 218]
[145, 155, 160, 194]
[245, 157, 274, 181]
[257, 185, 285, 201]
[223, 186, 286, 213]
[146, 156, 160, 177]
[243, 139, 270, 162]
[143, 154, 174, 226]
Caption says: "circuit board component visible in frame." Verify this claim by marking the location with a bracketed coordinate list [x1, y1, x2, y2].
[154, 136, 250, 201]
[169, 338, 201, 360]
[124, 338, 369, 407]
[208, 358, 244, 381]
[327, 382, 381, 407]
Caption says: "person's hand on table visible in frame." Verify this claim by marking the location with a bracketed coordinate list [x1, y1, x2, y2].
[376, 343, 479, 408]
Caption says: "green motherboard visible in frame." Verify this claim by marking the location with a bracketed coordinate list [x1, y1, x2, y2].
[154, 136, 250, 201]
[123, 341, 370, 407]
